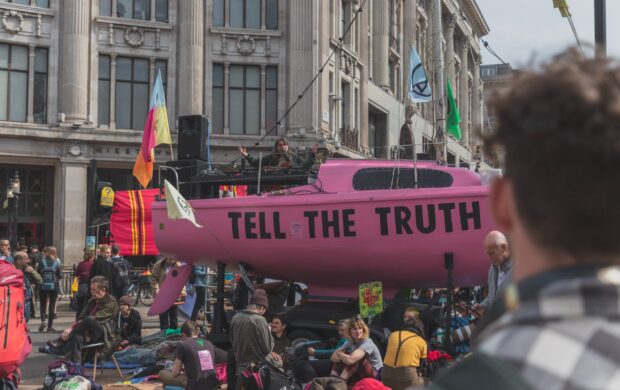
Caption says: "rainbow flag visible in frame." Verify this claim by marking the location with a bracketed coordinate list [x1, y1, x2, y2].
[133, 70, 171, 188]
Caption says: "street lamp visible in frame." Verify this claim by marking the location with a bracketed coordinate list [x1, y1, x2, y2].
[7, 171, 20, 250]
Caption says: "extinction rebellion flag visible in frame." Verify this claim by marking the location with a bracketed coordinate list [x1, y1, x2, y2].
[407, 46, 432, 103]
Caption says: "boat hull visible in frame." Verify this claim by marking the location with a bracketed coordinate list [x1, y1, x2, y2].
[152, 185, 496, 289]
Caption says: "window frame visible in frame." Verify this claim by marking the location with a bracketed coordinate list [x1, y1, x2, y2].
[33, 47, 48, 124]
[0, 43, 29, 123]
[229, 64, 261, 135]
[115, 56, 150, 130]
[214, 0, 278, 30]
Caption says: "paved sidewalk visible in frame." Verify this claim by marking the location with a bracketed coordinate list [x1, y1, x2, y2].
[19, 299, 169, 389]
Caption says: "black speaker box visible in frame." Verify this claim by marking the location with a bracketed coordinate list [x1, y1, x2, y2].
[178, 115, 209, 160]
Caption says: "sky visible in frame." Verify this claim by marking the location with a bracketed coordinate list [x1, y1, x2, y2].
[476, 0, 620, 67]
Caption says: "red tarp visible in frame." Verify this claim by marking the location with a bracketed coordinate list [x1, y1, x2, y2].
[110, 189, 160, 256]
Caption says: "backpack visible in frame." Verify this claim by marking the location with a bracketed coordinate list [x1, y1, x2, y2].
[40, 258, 60, 292]
[0, 259, 32, 377]
[112, 258, 130, 291]
[42, 360, 83, 390]
[241, 360, 300, 390]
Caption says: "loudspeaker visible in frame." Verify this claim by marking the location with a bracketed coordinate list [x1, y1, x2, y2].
[178, 115, 209, 160]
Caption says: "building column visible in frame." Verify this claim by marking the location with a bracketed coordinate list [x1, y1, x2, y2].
[459, 39, 470, 146]
[402, 0, 417, 95]
[178, 0, 204, 116]
[57, 160, 88, 267]
[359, 3, 369, 153]
[372, 0, 389, 89]
[27, 44, 35, 122]
[60, 0, 90, 123]
[472, 51, 481, 145]
[109, 54, 117, 129]
[445, 15, 456, 87]
[287, 1, 315, 132]
[223, 62, 230, 135]
[260, 64, 266, 135]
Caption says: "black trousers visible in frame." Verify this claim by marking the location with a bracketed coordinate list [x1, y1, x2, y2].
[39, 290, 58, 328]
[159, 304, 178, 330]
[67, 316, 105, 363]
[191, 286, 206, 321]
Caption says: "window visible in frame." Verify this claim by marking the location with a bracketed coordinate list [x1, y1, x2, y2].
[352, 168, 454, 190]
[1, 0, 29, 4]
[229, 65, 260, 135]
[212, 63, 278, 136]
[340, 81, 349, 130]
[33, 48, 47, 124]
[116, 57, 149, 129]
[266, 0, 277, 29]
[212, 64, 224, 134]
[100, 0, 168, 22]
[98, 56, 168, 129]
[98, 55, 111, 126]
[0, 44, 28, 122]
[214, 0, 277, 30]
[265, 66, 277, 132]
[213, 0, 225, 27]
[0, 44, 47, 123]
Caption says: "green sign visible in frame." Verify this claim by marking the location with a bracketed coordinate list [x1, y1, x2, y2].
[358, 281, 383, 318]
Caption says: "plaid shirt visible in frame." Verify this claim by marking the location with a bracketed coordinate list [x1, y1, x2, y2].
[474, 265, 620, 390]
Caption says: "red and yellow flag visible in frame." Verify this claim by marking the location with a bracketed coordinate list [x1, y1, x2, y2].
[133, 70, 171, 188]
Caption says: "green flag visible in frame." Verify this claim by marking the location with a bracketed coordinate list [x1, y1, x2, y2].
[446, 79, 461, 140]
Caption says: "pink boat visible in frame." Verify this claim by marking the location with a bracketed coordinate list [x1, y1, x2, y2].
[151, 159, 497, 296]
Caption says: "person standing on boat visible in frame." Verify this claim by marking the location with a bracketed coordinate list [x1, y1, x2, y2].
[428, 49, 620, 389]
[238, 137, 318, 170]
[473, 231, 513, 315]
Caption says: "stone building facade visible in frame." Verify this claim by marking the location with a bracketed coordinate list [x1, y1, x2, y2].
[0, 0, 488, 265]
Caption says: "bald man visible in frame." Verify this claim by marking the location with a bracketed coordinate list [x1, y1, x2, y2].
[474, 231, 512, 313]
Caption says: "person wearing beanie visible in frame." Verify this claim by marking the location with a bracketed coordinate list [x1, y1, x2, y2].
[117, 295, 142, 346]
[229, 288, 281, 389]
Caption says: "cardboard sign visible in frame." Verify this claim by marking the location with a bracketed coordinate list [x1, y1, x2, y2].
[359, 281, 383, 318]
[100, 186, 115, 208]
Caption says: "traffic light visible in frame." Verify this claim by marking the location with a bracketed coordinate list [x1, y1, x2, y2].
[93, 181, 114, 218]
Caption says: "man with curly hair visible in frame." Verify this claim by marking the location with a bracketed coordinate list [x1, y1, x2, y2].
[429, 49, 620, 389]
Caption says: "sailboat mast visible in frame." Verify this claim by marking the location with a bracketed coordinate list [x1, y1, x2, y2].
[432, 0, 447, 163]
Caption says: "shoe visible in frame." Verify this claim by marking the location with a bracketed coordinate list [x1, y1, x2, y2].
[38, 346, 48, 353]
[47, 338, 62, 349]
[38, 323, 46, 332]
[53, 314, 58, 320]
[47, 327, 56, 332]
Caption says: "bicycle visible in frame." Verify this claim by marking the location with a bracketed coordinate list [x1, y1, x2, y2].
[127, 270, 154, 306]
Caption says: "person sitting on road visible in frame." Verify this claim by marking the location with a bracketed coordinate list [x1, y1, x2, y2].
[159, 320, 219, 390]
[271, 314, 292, 356]
[381, 308, 427, 390]
[45, 276, 119, 363]
[238, 137, 318, 170]
[308, 319, 350, 360]
[117, 295, 142, 347]
[330, 317, 383, 384]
